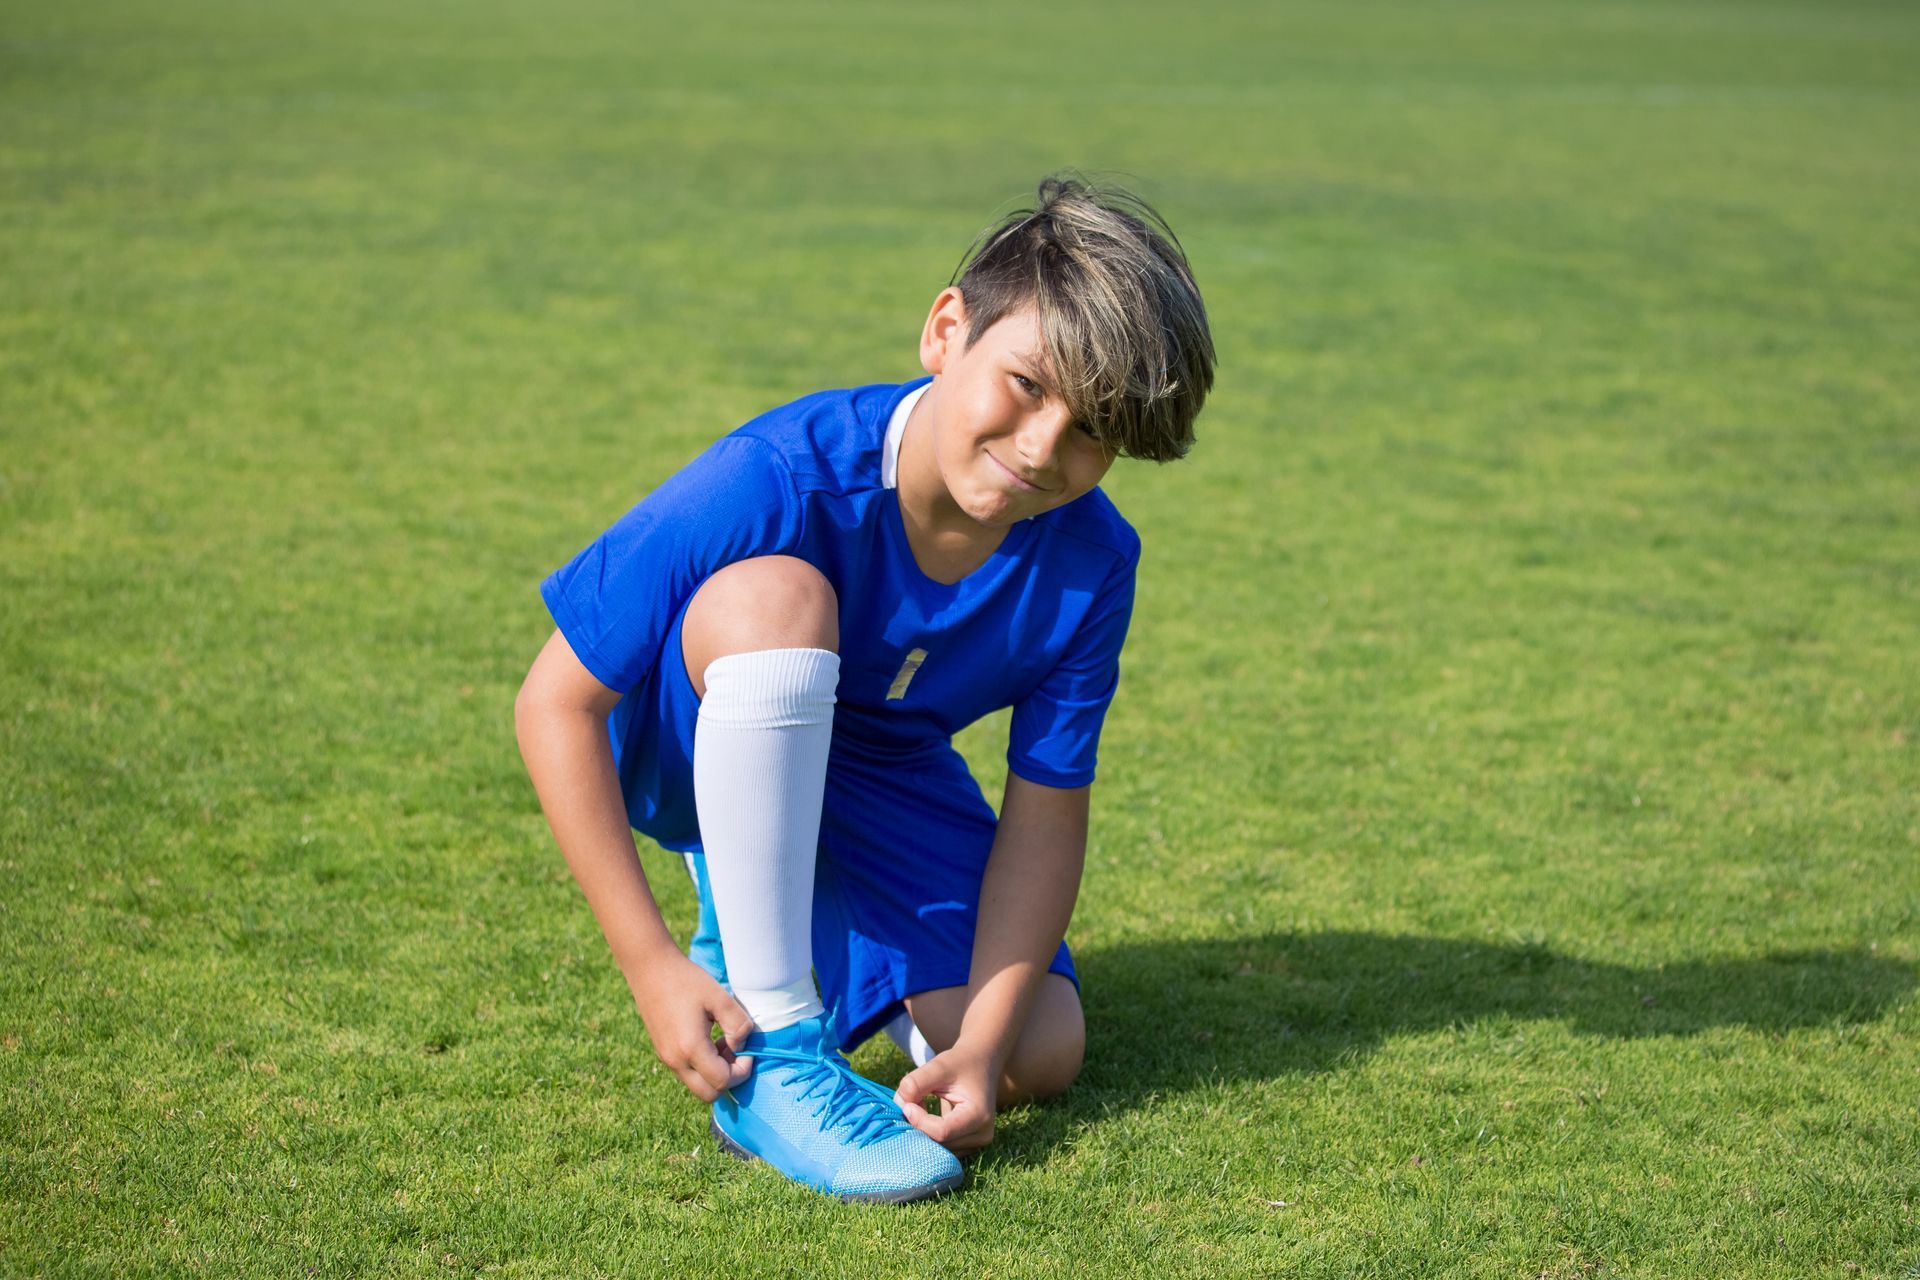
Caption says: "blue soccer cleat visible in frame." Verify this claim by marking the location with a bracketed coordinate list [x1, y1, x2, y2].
[712, 1015, 964, 1203]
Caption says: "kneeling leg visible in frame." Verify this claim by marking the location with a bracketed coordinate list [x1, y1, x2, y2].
[904, 973, 1086, 1104]
[682, 555, 839, 1033]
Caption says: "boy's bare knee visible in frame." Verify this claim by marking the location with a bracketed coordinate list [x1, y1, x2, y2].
[902, 974, 1084, 1103]
[1005, 1027, 1084, 1103]
[1001, 975, 1085, 1103]
[682, 556, 838, 697]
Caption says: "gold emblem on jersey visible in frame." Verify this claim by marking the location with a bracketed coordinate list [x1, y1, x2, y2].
[886, 648, 929, 700]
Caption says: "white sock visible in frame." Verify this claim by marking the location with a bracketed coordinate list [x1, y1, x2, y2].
[883, 1010, 938, 1068]
[692, 647, 839, 1033]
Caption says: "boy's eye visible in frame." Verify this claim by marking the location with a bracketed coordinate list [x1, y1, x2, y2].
[1009, 371, 1103, 445]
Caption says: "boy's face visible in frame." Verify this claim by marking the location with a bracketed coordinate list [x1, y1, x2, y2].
[917, 288, 1118, 529]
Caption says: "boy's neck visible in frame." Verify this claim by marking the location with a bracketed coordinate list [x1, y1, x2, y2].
[893, 381, 1011, 586]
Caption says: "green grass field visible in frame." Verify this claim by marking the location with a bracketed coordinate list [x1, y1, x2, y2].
[4, 0, 1917, 1274]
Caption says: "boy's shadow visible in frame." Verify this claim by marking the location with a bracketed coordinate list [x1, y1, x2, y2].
[945, 930, 1915, 1169]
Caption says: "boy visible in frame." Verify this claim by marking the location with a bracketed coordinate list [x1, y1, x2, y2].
[515, 177, 1213, 1203]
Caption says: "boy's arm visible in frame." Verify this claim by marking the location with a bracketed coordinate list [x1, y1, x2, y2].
[514, 628, 754, 1100]
[894, 773, 1087, 1150]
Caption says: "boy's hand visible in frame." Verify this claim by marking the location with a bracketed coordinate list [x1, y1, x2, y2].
[628, 952, 755, 1102]
[893, 1042, 999, 1154]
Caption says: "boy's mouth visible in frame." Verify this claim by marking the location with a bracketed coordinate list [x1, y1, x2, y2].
[986, 450, 1051, 493]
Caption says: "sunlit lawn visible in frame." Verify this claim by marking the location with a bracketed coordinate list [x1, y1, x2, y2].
[3, 0, 1916, 1274]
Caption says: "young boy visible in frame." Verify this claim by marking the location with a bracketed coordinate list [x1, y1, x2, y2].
[515, 177, 1213, 1203]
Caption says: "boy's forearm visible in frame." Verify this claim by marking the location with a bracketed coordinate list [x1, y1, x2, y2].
[955, 779, 1089, 1073]
[514, 699, 680, 981]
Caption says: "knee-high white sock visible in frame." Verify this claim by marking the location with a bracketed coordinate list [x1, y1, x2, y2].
[692, 647, 839, 1033]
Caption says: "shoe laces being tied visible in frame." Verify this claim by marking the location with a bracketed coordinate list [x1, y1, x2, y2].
[752, 1046, 912, 1148]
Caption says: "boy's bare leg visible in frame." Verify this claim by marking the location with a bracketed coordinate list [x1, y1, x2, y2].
[905, 973, 1085, 1104]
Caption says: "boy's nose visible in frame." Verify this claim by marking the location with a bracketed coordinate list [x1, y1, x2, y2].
[1015, 407, 1074, 478]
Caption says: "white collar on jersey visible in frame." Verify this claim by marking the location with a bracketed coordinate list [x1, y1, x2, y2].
[881, 381, 930, 491]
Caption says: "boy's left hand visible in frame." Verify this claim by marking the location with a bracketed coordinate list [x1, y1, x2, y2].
[893, 1042, 999, 1154]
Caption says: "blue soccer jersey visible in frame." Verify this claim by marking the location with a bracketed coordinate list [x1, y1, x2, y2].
[540, 376, 1140, 849]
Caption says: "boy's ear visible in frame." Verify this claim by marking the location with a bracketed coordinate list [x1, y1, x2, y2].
[919, 287, 969, 377]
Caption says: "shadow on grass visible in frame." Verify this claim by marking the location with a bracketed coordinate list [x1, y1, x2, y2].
[974, 930, 1915, 1169]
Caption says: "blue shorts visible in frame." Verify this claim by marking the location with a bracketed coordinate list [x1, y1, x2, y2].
[639, 600, 1078, 1053]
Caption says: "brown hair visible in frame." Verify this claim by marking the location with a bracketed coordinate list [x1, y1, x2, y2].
[950, 175, 1215, 462]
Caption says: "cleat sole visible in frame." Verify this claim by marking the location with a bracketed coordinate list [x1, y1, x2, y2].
[709, 1119, 965, 1205]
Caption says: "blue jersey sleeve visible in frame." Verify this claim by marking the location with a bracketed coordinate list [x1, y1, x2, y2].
[539, 434, 805, 694]
[1005, 541, 1139, 789]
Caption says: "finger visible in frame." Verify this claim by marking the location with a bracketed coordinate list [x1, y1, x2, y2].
[687, 1038, 735, 1095]
[930, 1096, 994, 1150]
[712, 994, 756, 1053]
[675, 1064, 722, 1104]
[890, 1090, 944, 1143]
[657, 1042, 723, 1103]
[897, 1097, 936, 1136]
[948, 1116, 995, 1155]
[710, 1030, 754, 1079]
[903, 1098, 965, 1145]
[894, 1063, 946, 1107]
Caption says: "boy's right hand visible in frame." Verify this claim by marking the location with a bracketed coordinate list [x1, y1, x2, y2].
[629, 952, 756, 1102]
